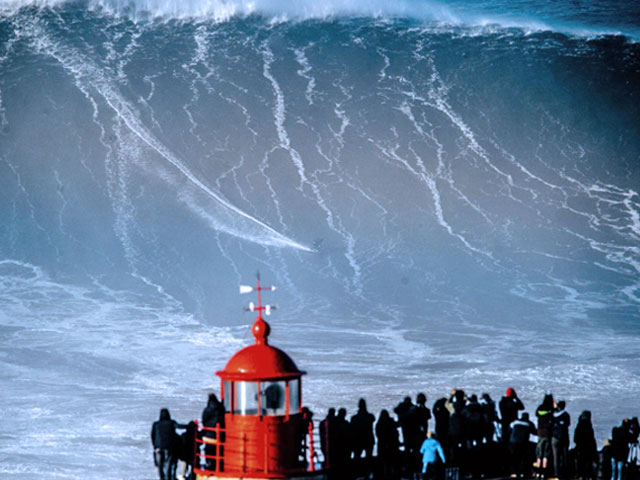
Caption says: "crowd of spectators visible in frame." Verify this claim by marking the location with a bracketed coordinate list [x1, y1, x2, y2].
[318, 388, 639, 480]
[150, 388, 639, 480]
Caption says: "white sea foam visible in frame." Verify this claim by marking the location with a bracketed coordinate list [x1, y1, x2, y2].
[2, 0, 636, 41]
[294, 45, 316, 106]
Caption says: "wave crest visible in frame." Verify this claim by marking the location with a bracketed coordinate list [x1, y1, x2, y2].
[0, 0, 457, 22]
[2, 0, 635, 42]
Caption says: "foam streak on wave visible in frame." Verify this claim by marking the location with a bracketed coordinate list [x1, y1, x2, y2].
[262, 41, 364, 294]
[261, 42, 309, 191]
[294, 45, 316, 106]
[15, 15, 312, 252]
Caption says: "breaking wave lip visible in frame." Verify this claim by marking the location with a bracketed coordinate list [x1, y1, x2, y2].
[1, 0, 637, 42]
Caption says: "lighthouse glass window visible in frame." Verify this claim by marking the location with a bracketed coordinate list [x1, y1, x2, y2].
[233, 381, 259, 415]
[260, 381, 286, 416]
[288, 378, 300, 414]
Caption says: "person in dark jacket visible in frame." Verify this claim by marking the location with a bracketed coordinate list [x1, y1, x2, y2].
[416, 393, 431, 436]
[574, 411, 597, 480]
[433, 397, 450, 450]
[480, 393, 498, 444]
[151, 408, 184, 480]
[415, 393, 433, 470]
[447, 389, 467, 415]
[320, 408, 336, 467]
[448, 407, 466, 465]
[394, 395, 420, 462]
[552, 400, 571, 478]
[629, 417, 640, 467]
[462, 395, 486, 478]
[500, 388, 525, 445]
[416, 393, 432, 437]
[463, 394, 486, 447]
[351, 398, 376, 459]
[376, 409, 400, 480]
[446, 389, 467, 463]
[202, 393, 225, 431]
[535, 393, 555, 477]
[510, 412, 537, 477]
[201, 393, 225, 471]
[297, 407, 314, 467]
[600, 439, 612, 480]
[334, 408, 352, 473]
[176, 420, 196, 480]
[611, 420, 631, 480]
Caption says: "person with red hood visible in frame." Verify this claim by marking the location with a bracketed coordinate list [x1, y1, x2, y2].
[499, 387, 525, 444]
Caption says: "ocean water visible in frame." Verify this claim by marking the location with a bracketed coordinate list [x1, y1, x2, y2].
[1, 1, 639, 478]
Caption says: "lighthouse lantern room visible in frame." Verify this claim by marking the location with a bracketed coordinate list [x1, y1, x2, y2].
[194, 275, 326, 480]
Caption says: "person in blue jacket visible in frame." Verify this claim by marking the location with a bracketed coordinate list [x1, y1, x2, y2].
[420, 431, 446, 478]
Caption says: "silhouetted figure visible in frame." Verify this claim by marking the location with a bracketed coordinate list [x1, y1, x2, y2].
[462, 394, 486, 478]
[600, 439, 613, 480]
[263, 382, 285, 414]
[629, 417, 640, 468]
[320, 408, 336, 468]
[463, 394, 486, 447]
[395, 395, 420, 468]
[480, 393, 498, 443]
[510, 412, 536, 477]
[201, 393, 225, 471]
[151, 408, 183, 480]
[334, 408, 352, 473]
[445, 389, 467, 466]
[574, 411, 597, 480]
[433, 398, 450, 448]
[446, 389, 466, 415]
[611, 420, 631, 480]
[448, 411, 465, 465]
[420, 431, 446, 478]
[552, 400, 571, 478]
[298, 407, 314, 467]
[176, 420, 196, 480]
[500, 388, 525, 444]
[416, 393, 433, 436]
[376, 409, 400, 480]
[536, 393, 555, 477]
[351, 398, 376, 459]
[415, 394, 433, 470]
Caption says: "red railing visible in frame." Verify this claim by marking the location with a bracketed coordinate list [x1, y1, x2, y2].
[193, 420, 325, 477]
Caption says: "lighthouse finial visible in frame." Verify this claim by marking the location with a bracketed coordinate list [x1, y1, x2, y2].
[240, 272, 277, 345]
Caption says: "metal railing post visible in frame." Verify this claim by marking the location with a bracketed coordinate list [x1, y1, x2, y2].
[215, 424, 219, 473]
[308, 419, 316, 472]
[194, 420, 199, 471]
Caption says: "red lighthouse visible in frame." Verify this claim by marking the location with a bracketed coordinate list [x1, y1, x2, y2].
[194, 276, 327, 480]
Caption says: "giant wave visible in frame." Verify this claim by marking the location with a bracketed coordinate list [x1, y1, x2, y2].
[1, 1, 639, 478]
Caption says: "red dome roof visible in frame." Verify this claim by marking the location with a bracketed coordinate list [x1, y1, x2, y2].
[217, 343, 305, 381]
